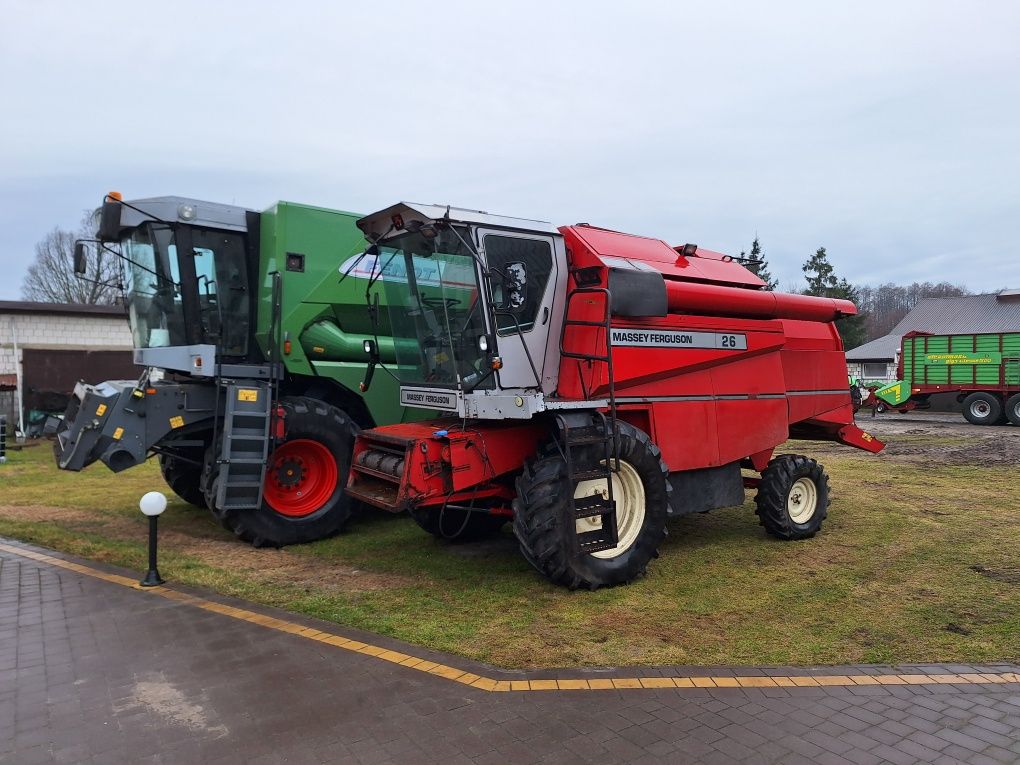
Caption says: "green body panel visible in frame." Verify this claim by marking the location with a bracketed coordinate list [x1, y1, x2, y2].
[255, 201, 429, 426]
[900, 332, 1020, 389]
[875, 380, 910, 406]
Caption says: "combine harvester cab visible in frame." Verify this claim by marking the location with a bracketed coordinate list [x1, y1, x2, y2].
[54, 193, 431, 547]
[345, 202, 884, 589]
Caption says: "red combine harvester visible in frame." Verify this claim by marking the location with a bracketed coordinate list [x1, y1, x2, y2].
[345, 203, 884, 589]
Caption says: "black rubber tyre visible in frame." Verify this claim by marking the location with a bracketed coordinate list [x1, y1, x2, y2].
[409, 506, 508, 542]
[512, 421, 669, 590]
[754, 454, 830, 540]
[961, 392, 1002, 426]
[1006, 393, 1020, 426]
[159, 453, 208, 509]
[203, 396, 359, 548]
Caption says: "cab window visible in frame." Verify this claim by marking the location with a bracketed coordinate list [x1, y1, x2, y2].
[484, 235, 553, 335]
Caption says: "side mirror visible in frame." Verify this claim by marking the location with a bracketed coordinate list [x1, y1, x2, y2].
[97, 199, 121, 242]
[73, 241, 88, 275]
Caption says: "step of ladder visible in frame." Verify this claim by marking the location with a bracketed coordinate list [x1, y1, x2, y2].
[555, 412, 619, 554]
[215, 380, 272, 511]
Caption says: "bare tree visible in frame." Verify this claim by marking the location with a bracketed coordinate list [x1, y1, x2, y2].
[20, 213, 120, 305]
[857, 281, 969, 341]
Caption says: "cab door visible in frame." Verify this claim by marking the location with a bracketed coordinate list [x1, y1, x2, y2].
[477, 230, 560, 391]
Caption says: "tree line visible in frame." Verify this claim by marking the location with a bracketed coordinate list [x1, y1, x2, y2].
[20, 220, 969, 351]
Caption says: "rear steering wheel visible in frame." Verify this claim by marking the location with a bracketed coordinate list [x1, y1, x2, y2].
[421, 296, 462, 311]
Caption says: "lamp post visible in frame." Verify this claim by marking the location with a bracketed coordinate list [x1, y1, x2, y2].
[139, 491, 167, 587]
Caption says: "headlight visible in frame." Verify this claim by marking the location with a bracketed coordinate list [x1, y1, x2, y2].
[363, 339, 375, 355]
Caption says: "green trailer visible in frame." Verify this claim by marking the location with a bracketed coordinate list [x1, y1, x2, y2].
[54, 193, 432, 547]
[874, 330, 1020, 425]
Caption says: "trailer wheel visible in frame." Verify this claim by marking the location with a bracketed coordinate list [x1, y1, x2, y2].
[961, 392, 1002, 426]
[205, 396, 359, 547]
[513, 421, 669, 590]
[409, 505, 507, 542]
[754, 454, 829, 540]
[158, 454, 208, 509]
[1006, 393, 1020, 426]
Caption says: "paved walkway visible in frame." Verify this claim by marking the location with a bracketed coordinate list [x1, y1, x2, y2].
[1, 539, 1018, 765]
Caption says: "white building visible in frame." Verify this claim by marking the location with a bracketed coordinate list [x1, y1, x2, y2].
[0, 301, 135, 434]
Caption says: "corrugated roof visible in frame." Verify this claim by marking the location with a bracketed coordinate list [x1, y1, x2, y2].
[0, 300, 126, 317]
[846, 291, 1020, 361]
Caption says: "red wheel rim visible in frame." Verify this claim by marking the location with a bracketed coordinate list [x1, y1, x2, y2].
[263, 439, 338, 518]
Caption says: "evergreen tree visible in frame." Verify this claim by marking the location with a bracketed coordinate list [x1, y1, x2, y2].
[802, 247, 836, 295]
[801, 247, 867, 349]
[746, 236, 778, 290]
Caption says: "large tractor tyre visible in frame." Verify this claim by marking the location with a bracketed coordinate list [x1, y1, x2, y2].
[512, 421, 670, 590]
[1006, 393, 1020, 427]
[158, 454, 208, 509]
[754, 454, 830, 541]
[961, 392, 1003, 426]
[204, 396, 359, 548]
[409, 506, 508, 542]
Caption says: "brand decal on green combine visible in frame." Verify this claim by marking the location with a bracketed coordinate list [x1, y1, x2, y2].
[609, 328, 747, 350]
[925, 352, 1002, 365]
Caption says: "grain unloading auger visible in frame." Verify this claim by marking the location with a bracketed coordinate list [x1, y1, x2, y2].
[344, 203, 885, 589]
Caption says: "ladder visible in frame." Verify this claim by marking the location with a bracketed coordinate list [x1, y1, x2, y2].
[215, 380, 272, 511]
[557, 286, 621, 554]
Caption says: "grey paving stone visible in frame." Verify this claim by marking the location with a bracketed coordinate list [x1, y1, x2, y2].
[2, 541, 1019, 765]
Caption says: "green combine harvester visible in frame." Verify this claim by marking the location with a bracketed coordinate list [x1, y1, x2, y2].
[54, 193, 431, 546]
[871, 330, 1020, 425]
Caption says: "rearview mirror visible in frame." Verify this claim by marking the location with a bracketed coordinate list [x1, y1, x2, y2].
[73, 241, 88, 275]
[97, 199, 121, 241]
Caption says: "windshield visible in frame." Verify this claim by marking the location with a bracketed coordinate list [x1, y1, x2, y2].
[369, 227, 493, 389]
[121, 224, 185, 349]
[120, 224, 250, 355]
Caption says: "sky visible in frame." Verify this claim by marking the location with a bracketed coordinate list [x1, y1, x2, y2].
[1, 1, 1018, 299]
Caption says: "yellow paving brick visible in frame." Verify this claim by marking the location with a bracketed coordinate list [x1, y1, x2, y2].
[414, 661, 439, 672]
[956, 673, 985, 683]
[323, 636, 354, 648]
[530, 680, 559, 691]
[454, 673, 481, 686]
[712, 677, 740, 687]
[672, 678, 695, 688]
[814, 676, 852, 686]
[691, 677, 717, 688]
[875, 675, 907, 684]
[491, 681, 512, 692]
[376, 650, 408, 663]
[610, 678, 642, 689]
[639, 677, 676, 689]
[398, 657, 424, 667]
[930, 674, 965, 684]
[734, 676, 777, 687]
[430, 666, 465, 681]
[790, 676, 820, 687]
[556, 679, 591, 690]
[358, 645, 386, 657]
[587, 679, 616, 689]
[898, 674, 931, 685]
[848, 675, 879, 685]
[470, 678, 500, 691]
[509, 680, 531, 691]
[769, 676, 798, 687]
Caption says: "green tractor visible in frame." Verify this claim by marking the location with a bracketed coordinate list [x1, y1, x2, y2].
[54, 193, 429, 546]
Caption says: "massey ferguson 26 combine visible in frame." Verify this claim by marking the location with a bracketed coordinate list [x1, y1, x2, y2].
[345, 203, 884, 589]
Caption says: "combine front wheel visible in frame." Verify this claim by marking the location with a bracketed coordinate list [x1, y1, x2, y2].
[754, 454, 830, 540]
[409, 505, 508, 542]
[159, 453, 208, 509]
[513, 421, 669, 590]
[205, 396, 359, 547]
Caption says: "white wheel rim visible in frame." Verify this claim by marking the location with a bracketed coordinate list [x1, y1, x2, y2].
[787, 477, 818, 524]
[972, 401, 990, 417]
[574, 460, 645, 559]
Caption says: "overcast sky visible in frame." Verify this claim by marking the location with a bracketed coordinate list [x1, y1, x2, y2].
[2, 1, 1018, 299]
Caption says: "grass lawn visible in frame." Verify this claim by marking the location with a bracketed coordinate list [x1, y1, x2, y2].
[0, 432, 1017, 669]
